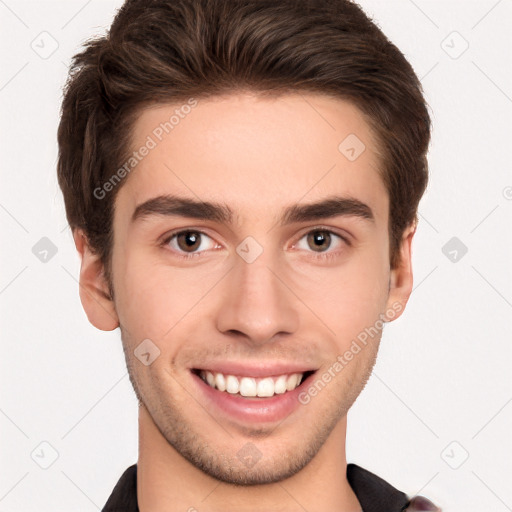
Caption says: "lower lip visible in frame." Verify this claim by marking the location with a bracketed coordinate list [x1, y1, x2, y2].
[191, 371, 315, 424]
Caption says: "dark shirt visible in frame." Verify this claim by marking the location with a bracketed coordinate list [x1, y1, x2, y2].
[102, 463, 439, 511]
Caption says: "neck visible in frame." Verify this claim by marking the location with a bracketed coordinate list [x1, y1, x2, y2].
[137, 405, 361, 512]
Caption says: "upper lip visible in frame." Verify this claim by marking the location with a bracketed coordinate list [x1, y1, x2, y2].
[192, 362, 317, 378]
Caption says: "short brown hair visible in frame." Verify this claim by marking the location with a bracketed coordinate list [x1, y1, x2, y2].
[57, 0, 431, 295]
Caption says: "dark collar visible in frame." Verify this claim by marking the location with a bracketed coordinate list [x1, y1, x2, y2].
[347, 463, 410, 511]
[102, 462, 411, 511]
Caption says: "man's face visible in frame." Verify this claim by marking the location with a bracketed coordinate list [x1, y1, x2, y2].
[91, 92, 412, 485]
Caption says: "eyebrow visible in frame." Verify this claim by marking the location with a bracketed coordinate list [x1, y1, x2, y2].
[130, 194, 375, 226]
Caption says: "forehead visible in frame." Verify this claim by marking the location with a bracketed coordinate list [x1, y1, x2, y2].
[115, 92, 388, 227]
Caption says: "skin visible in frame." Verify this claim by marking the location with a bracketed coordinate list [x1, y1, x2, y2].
[73, 92, 415, 512]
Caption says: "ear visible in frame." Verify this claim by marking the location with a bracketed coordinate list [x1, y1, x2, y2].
[73, 229, 119, 331]
[384, 223, 416, 322]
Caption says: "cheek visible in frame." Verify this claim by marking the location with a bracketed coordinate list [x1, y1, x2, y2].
[299, 253, 389, 341]
[113, 250, 221, 340]
[320, 288, 386, 344]
[112, 249, 173, 338]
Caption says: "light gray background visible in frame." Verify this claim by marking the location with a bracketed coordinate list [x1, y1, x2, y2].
[1, 0, 511, 510]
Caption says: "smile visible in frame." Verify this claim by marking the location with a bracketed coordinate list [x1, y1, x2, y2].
[189, 364, 317, 423]
[197, 370, 314, 398]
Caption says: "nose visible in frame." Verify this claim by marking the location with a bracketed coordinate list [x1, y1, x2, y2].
[215, 252, 300, 346]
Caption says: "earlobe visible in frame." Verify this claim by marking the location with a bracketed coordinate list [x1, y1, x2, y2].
[384, 224, 416, 322]
[73, 229, 119, 331]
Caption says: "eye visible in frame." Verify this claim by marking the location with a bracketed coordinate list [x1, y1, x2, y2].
[163, 229, 220, 256]
[293, 229, 349, 255]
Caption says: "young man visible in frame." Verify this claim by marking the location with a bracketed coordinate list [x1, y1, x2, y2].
[57, 0, 440, 510]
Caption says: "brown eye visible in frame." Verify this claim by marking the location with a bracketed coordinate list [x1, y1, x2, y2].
[164, 230, 219, 256]
[306, 230, 332, 252]
[176, 231, 202, 252]
[293, 229, 348, 259]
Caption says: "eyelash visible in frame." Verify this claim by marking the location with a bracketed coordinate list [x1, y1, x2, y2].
[160, 227, 351, 261]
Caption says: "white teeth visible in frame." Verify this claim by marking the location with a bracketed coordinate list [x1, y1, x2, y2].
[286, 373, 299, 390]
[205, 371, 215, 387]
[256, 377, 274, 397]
[215, 372, 226, 392]
[200, 371, 306, 397]
[226, 375, 239, 394]
[240, 377, 257, 397]
[274, 375, 287, 394]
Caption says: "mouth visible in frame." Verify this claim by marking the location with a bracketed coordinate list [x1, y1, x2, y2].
[192, 368, 316, 399]
[189, 365, 318, 423]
